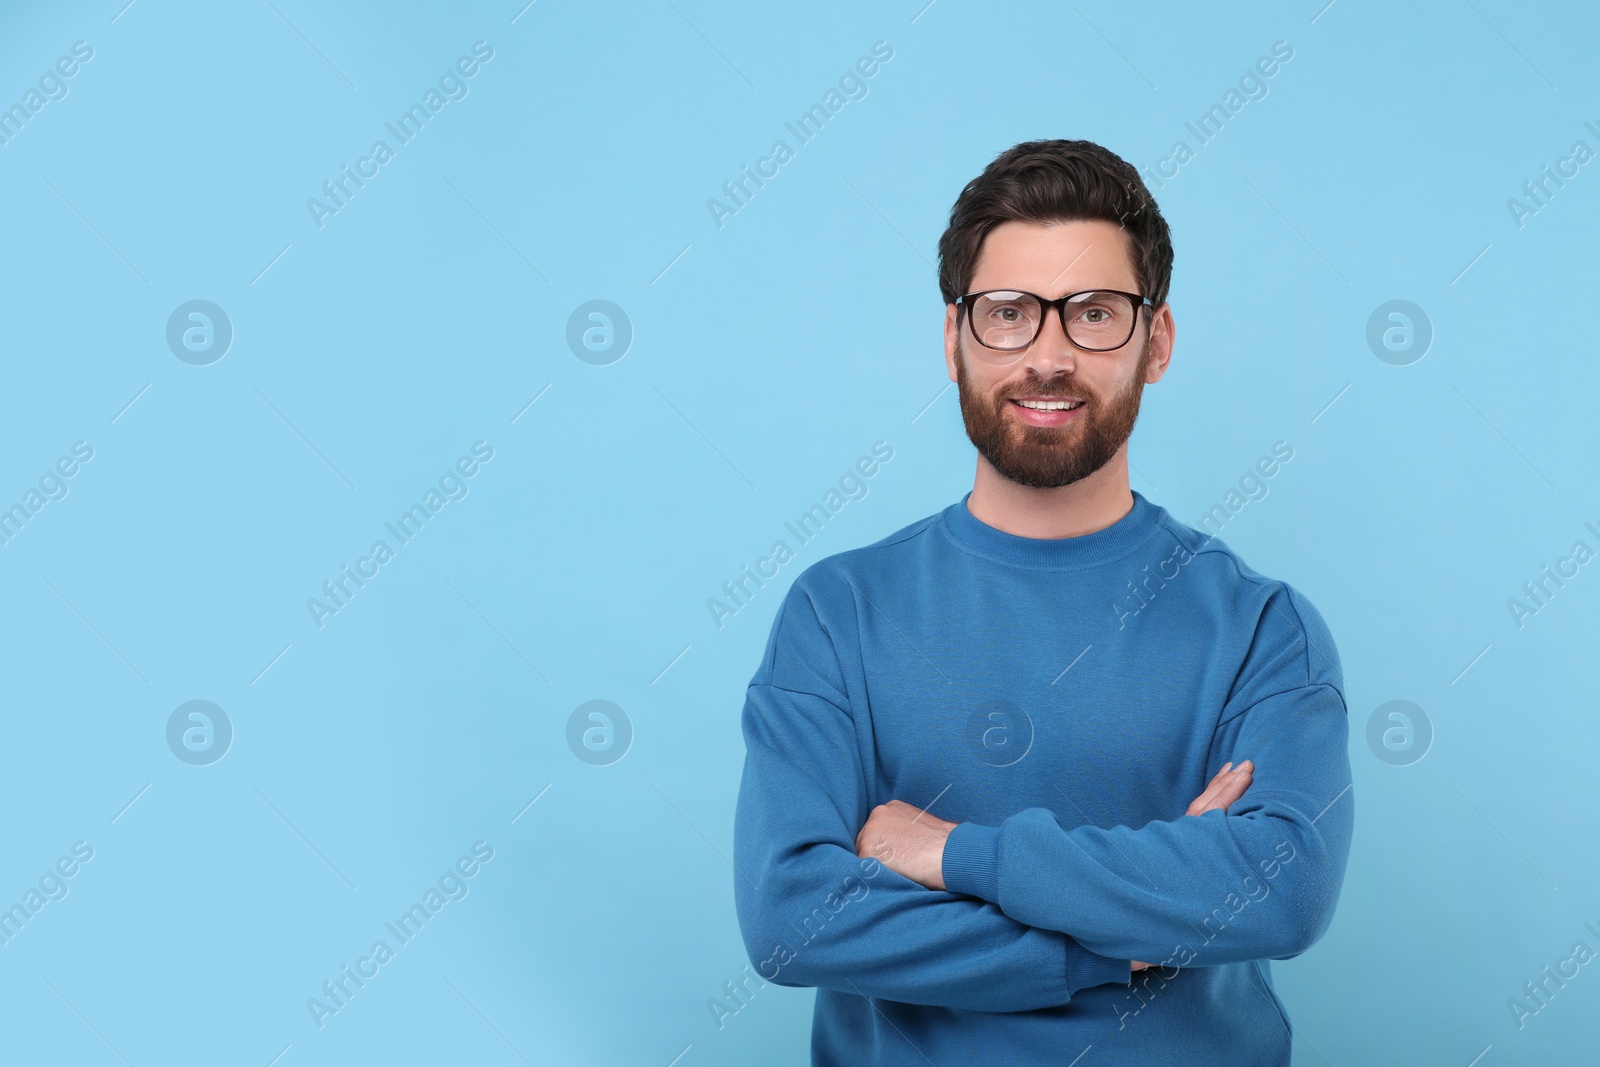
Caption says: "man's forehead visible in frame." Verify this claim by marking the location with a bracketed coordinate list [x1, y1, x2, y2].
[971, 219, 1136, 291]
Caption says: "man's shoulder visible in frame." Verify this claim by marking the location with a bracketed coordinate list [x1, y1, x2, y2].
[753, 507, 944, 675]
[1158, 509, 1309, 596]
[1155, 511, 1342, 694]
[787, 505, 946, 597]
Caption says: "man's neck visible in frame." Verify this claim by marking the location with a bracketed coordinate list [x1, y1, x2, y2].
[964, 454, 1135, 540]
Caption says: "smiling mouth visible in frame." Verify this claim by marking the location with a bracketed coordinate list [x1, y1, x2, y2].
[1004, 397, 1087, 429]
[1009, 398, 1086, 412]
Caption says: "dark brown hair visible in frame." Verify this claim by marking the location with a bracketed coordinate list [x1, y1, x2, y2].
[937, 139, 1174, 314]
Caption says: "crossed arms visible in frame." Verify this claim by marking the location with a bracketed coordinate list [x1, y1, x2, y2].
[731, 580, 1355, 1012]
[856, 761, 1259, 971]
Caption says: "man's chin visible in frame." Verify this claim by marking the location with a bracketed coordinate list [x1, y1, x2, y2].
[1005, 422, 1084, 449]
[989, 465, 1092, 490]
[985, 448, 1095, 485]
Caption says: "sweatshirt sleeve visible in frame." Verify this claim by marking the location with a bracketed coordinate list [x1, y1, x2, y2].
[733, 576, 1132, 1011]
[941, 583, 1355, 968]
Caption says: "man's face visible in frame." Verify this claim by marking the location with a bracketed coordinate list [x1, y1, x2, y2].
[943, 219, 1172, 490]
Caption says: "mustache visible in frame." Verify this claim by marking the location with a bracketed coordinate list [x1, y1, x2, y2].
[1000, 383, 1095, 403]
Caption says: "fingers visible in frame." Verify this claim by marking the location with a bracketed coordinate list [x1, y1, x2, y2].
[1208, 761, 1253, 813]
[1185, 760, 1254, 816]
[1184, 761, 1236, 816]
[1201, 761, 1238, 796]
[1210, 760, 1253, 811]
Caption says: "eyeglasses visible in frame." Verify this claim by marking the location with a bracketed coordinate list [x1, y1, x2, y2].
[955, 288, 1153, 358]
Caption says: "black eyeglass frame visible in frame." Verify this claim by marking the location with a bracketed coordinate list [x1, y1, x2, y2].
[954, 287, 1155, 353]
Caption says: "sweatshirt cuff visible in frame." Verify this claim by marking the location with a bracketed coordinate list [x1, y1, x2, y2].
[1066, 944, 1134, 995]
[942, 821, 1002, 902]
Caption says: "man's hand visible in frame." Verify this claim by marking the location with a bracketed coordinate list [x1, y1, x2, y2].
[855, 799, 958, 890]
[1184, 759, 1254, 816]
[1131, 760, 1254, 971]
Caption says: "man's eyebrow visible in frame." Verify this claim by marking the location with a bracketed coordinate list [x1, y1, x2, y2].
[970, 285, 1136, 296]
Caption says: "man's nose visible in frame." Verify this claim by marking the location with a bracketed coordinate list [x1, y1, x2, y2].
[1019, 307, 1079, 376]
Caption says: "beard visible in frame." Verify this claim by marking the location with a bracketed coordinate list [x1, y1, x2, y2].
[955, 337, 1151, 490]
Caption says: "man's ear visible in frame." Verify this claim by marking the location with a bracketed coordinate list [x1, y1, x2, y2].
[944, 304, 960, 383]
[1144, 302, 1176, 384]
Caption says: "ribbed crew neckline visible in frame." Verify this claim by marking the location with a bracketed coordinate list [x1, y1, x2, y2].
[939, 488, 1165, 570]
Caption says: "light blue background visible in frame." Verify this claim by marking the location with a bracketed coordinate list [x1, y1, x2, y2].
[2, 1, 1598, 1063]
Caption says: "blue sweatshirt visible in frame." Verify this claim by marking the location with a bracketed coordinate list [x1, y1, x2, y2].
[732, 489, 1354, 1065]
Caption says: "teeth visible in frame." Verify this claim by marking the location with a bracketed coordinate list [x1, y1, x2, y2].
[1015, 399, 1083, 411]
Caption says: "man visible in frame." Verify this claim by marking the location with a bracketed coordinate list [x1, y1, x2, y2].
[732, 139, 1353, 1065]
